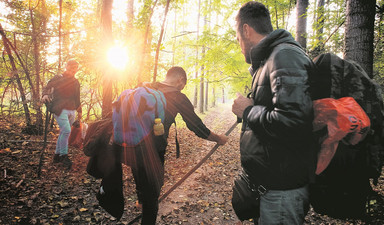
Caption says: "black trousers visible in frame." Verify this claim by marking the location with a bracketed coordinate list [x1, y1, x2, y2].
[122, 135, 166, 225]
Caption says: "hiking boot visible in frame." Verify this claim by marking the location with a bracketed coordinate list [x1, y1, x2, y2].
[96, 185, 124, 220]
[60, 154, 72, 169]
[53, 154, 61, 163]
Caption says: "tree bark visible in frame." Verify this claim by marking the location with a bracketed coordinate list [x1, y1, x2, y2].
[311, 0, 325, 57]
[101, 0, 113, 118]
[296, 0, 309, 49]
[344, 0, 376, 77]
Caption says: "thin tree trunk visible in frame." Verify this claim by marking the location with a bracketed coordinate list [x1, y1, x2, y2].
[127, 0, 134, 29]
[344, 0, 375, 77]
[204, 81, 208, 111]
[311, 0, 325, 57]
[296, 0, 308, 49]
[138, 0, 159, 84]
[193, 0, 201, 108]
[153, 0, 171, 82]
[101, 0, 113, 118]
[29, 1, 45, 130]
[58, 0, 62, 71]
[0, 24, 32, 126]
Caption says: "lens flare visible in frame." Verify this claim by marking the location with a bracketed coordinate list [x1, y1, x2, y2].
[107, 45, 129, 70]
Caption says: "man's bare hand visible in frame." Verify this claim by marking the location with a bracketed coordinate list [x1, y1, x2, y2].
[232, 93, 253, 118]
[41, 95, 51, 104]
[216, 134, 228, 145]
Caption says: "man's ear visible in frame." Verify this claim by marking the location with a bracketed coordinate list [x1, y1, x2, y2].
[242, 23, 250, 38]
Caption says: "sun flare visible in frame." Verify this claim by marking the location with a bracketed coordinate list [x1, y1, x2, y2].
[107, 45, 129, 70]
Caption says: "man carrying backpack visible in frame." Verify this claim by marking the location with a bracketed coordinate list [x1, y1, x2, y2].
[231, 2, 316, 224]
[42, 59, 82, 169]
[98, 66, 228, 224]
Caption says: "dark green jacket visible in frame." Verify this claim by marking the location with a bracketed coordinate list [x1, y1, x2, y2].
[43, 74, 81, 116]
[241, 29, 316, 190]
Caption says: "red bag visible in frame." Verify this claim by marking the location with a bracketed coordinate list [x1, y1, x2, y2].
[69, 122, 83, 149]
[313, 97, 370, 175]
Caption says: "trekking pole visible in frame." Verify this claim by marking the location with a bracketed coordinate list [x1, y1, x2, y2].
[37, 105, 50, 178]
[128, 120, 240, 225]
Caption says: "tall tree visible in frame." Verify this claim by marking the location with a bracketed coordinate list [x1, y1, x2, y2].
[296, 0, 309, 49]
[101, 0, 113, 118]
[193, 0, 201, 108]
[310, 0, 325, 57]
[153, 0, 171, 82]
[127, 0, 134, 29]
[344, 0, 376, 77]
[0, 24, 31, 126]
[137, 0, 159, 84]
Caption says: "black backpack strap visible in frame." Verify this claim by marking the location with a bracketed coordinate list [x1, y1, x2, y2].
[174, 121, 180, 158]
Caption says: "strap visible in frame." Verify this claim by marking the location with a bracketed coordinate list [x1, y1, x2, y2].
[174, 121, 180, 158]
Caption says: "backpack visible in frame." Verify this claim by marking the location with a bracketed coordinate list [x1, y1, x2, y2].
[309, 53, 384, 219]
[112, 84, 166, 147]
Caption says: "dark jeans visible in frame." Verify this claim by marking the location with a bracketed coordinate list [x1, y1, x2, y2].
[122, 135, 166, 225]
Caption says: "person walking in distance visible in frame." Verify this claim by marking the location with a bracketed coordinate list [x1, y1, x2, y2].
[42, 59, 82, 169]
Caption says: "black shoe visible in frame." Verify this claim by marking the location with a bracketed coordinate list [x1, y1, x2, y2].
[96, 186, 124, 220]
[53, 154, 61, 163]
[60, 155, 72, 169]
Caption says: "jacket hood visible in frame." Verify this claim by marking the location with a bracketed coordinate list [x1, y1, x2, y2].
[249, 29, 302, 71]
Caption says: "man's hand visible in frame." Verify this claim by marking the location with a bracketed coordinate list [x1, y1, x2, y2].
[41, 95, 51, 104]
[207, 132, 229, 146]
[232, 93, 253, 119]
[216, 134, 228, 145]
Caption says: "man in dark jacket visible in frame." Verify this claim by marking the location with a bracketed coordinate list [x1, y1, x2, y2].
[232, 2, 316, 224]
[129, 66, 228, 224]
[42, 59, 82, 168]
[98, 66, 228, 224]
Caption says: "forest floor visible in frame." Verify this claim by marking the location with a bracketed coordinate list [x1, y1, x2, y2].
[0, 103, 383, 225]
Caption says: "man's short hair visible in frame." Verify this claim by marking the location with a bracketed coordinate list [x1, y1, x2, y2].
[236, 1, 273, 36]
[166, 66, 187, 80]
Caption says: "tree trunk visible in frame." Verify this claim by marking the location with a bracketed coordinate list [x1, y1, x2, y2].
[58, 0, 63, 71]
[204, 81, 208, 111]
[153, 0, 171, 82]
[0, 24, 32, 126]
[138, 0, 158, 84]
[199, 62, 204, 113]
[211, 85, 216, 108]
[344, 0, 376, 77]
[296, 0, 308, 49]
[311, 0, 325, 57]
[29, 1, 45, 129]
[193, 0, 201, 108]
[101, 0, 113, 118]
[127, 0, 134, 29]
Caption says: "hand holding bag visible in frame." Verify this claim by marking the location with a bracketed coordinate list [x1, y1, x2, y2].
[231, 170, 267, 221]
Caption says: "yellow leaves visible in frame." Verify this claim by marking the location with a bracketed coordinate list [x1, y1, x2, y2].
[79, 208, 88, 212]
[57, 201, 69, 208]
[0, 148, 23, 154]
[0, 148, 11, 153]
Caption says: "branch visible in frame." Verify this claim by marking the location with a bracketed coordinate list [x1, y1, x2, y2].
[321, 19, 345, 48]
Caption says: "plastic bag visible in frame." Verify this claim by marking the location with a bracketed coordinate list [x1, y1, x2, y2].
[69, 121, 83, 149]
[313, 97, 370, 174]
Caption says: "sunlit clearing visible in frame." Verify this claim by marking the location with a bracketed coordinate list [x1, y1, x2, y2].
[107, 45, 129, 70]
